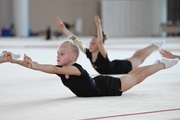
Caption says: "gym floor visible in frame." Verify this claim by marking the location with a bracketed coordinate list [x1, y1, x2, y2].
[0, 36, 180, 120]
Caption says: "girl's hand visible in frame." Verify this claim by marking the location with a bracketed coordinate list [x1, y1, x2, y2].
[23, 54, 34, 68]
[94, 15, 101, 27]
[3, 52, 13, 62]
[159, 49, 173, 58]
[56, 17, 65, 29]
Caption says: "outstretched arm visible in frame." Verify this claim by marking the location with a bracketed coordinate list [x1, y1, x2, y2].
[4, 52, 81, 75]
[56, 17, 87, 53]
[160, 49, 180, 60]
[94, 15, 106, 58]
[3, 51, 30, 67]
[56, 17, 73, 37]
[23, 54, 81, 75]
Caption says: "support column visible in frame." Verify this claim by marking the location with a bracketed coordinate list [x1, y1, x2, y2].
[13, 0, 29, 37]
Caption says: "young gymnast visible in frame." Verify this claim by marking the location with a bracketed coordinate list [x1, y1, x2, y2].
[160, 49, 180, 60]
[3, 40, 179, 97]
[0, 51, 20, 63]
[56, 15, 166, 74]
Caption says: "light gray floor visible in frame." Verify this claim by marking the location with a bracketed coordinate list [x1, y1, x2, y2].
[0, 36, 180, 120]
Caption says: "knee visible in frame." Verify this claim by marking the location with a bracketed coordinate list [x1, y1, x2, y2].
[131, 59, 143, 69]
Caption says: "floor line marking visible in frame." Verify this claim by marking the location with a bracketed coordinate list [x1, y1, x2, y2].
[82, 108, 180, 120]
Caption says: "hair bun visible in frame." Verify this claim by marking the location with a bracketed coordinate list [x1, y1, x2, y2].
[103, 34, 108, 41]
[102, 31, 108, 41]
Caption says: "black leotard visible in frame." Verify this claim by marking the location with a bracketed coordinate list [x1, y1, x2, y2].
[56, 63, 122, 97]
[85, 48, 132, 74]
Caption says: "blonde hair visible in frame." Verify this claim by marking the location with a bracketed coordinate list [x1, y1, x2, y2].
[62, 40, 79, 61]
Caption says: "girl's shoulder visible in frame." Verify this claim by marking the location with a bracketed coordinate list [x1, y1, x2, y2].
[73, 63, 89, 76]
[73, 63, 83, 69]
[55, 63, 82, 69]
[56, 63, 83, 70]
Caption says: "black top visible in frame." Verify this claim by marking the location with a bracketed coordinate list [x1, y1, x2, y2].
[56, 63, 122, 97]
[85, 48, 132, 74]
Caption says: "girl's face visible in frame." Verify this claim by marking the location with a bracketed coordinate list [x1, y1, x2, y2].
[57, 44, 75, 66]
[89, 37, 99, 52]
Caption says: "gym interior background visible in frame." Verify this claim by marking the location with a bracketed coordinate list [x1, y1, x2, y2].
[0, 0, 179, 37]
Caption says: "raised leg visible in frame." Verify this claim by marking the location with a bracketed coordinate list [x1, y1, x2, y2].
[126, 40, 165, 69]
[119, 58, 178, 92]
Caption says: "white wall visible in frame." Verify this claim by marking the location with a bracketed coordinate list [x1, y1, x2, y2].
[101, 0, 166, 37]
[152, 0, 167, 36]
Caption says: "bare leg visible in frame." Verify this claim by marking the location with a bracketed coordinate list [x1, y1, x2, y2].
[127, 59, 161, 75]
[119, 58, 178, 92]
[120, 63, 164, 92]
[126, 40, 165, 69]
[126, 45, 157, 69]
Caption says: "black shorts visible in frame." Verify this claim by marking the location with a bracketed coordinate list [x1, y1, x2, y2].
[111, 60, 132, 74]
[94, 75, 123, 96]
